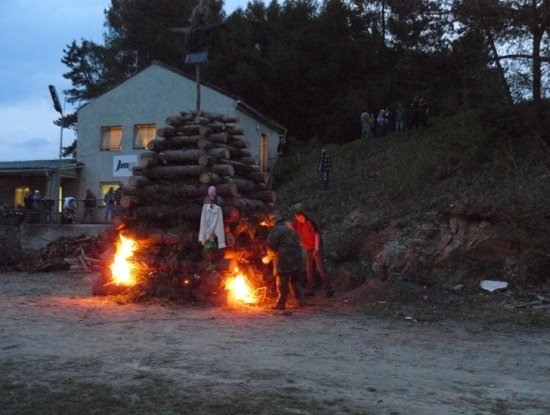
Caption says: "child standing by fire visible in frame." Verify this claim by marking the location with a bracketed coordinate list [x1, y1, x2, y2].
[198, 185, 226, 262]
[291, 210, 334, 297]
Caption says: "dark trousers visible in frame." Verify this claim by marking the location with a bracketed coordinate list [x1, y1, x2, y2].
[276, 272, 304, 309]
[321, 171, 330, 189]
[305, 250, 333, 294]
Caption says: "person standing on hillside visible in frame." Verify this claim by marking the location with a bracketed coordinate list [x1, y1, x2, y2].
[317, 148, 333, 190]
[376, 109, 390, 136]
[360, 108, 372, 139]
[409, 96, 421, 129]
[263, 212, 305, 310]
[395, 102, 406, 133]
[291, 210, 334, 297]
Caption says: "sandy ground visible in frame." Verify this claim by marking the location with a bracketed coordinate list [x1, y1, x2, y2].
[1, 272, 549, 415]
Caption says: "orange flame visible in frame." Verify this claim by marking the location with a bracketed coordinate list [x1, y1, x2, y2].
[109, 234, 137, 286]
[224, 268, 259, 305]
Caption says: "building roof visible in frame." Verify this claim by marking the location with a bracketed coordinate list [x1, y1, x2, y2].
[77, 60, 286, 133]
[0, 159, 82, 178]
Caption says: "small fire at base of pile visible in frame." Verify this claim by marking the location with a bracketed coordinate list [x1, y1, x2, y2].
[100, 228, 271, 307]
[109, 234, 138, 287]
[224, 267, 264, 306]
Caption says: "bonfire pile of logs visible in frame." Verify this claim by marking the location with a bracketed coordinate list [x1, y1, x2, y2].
[120, 110, 275, 225]
[102, 110, 277, 303]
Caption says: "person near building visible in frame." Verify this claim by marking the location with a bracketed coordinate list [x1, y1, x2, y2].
[32, 190, 42, 223]
[63, 196, 77, 224]
[103, 187, 115, 223]
[263, 212, 305, 310]
[291, 210, 334, 297]
[23, 189, 33, 223]
[317, 148, 333, 190]
[277, 136, 288, 165]
[42, 196, 54, 223]
[82, 189, 97, 224]
[114, 187, 123, 206]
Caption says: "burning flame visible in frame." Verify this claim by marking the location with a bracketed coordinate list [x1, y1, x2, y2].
[224, 268, 259, 305]
[110, 234, 137, 286]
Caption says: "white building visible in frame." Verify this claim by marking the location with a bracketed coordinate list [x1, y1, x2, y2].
[0, 61, 286, 221]
[77, 61, 286, 203]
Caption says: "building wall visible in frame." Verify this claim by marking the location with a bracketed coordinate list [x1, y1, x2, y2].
[233, 114, 280, 164]
[77, 63, 281, 202]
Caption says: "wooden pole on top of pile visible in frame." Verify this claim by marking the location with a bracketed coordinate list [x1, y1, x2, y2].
[167, 0, 225, 112]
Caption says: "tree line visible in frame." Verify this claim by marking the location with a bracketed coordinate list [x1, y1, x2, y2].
[59, 0, 549, 154]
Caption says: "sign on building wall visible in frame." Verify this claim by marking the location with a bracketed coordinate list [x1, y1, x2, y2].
[113, 155, 138, 177]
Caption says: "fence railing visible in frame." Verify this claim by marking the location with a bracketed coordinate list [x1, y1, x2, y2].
[0, 199, 112, 225]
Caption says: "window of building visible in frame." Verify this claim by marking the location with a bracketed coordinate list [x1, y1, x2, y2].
[259, 133, 269, 172]
[100, 126, 123, 151]
[134, 124, 156, 149]
[100, 182, 121, 205]
[14, 187, 30, 208]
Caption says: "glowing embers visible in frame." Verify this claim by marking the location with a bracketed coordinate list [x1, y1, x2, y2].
[224, 267, 261, 306]
[109, 234, 138, 286]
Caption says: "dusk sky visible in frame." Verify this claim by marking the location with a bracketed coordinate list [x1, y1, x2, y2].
[0, 0, 249, 162]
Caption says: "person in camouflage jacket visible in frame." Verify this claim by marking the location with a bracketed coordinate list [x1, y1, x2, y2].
[265, 213, 305, 310]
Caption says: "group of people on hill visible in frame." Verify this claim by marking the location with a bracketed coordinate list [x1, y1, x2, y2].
[361, 96, 430, 139]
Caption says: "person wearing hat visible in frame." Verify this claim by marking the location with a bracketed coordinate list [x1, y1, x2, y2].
[263, 212, 305, 310]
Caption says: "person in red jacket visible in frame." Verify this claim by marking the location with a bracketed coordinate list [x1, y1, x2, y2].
[291, 210, 334, 297]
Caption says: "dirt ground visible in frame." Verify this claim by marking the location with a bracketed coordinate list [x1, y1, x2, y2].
[1, 272, 549, 415]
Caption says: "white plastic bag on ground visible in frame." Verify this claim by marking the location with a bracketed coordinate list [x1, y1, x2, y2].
[480, 280, 508, 292]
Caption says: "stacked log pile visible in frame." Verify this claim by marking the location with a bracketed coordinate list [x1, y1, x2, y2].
[105, 110, 277, 303]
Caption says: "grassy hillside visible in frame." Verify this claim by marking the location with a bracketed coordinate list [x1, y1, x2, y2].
[272, 111, 550, 286]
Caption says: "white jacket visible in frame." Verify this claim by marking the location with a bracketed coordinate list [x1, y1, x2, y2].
[198, 203, 226, 248]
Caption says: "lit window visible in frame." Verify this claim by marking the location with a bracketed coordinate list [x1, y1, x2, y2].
[259, 133, 269, 172]
[14, 187, 30, 208]
[101, 126, 122, 151]
[100, 182, 121, 205]
[134, 124, 156, 149]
